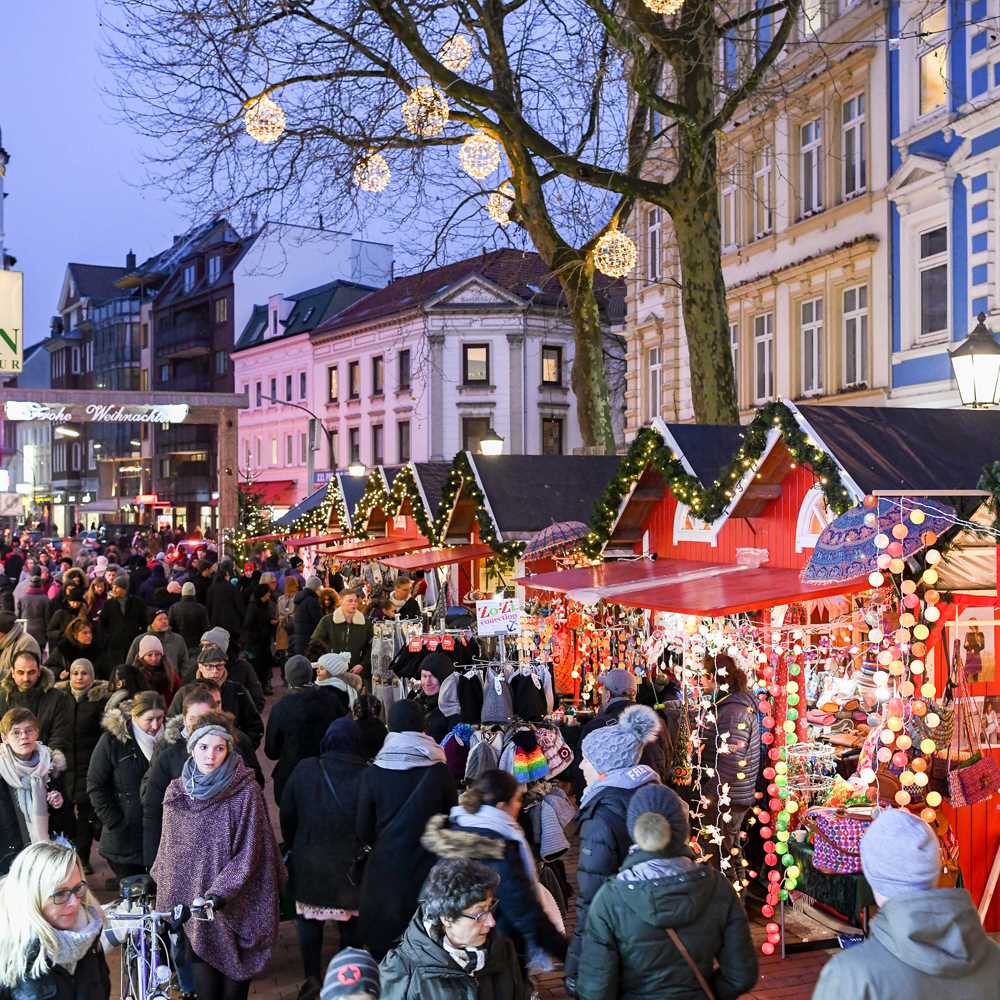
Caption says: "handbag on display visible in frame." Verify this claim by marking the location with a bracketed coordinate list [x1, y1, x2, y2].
[805, 806, 874, 875]
[946, 664, 1000, 808]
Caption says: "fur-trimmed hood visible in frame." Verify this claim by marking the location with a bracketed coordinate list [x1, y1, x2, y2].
[421, 813, 506, 861]
[101, 691, 137, 744]
[55, 679, 112, 703]
[0, 664, 56, 698]
[163, 713, 186, 746]
[332, 608, 366, 626]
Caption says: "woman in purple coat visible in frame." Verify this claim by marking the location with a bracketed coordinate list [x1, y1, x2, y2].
[152, 713, 284, 1000]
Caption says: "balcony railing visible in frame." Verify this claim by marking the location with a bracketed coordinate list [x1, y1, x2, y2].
[155, 320, 213, 359]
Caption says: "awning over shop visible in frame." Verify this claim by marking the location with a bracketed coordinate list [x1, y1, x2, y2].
[518, 557, 867, 616]
[381, 543, 494, 571]
[321, 536, 430, 560]
[241, 479, 296, 507]
[286, 532, 345, 550]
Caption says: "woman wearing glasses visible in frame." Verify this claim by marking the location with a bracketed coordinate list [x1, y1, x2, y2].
[379, 857, 531, 1000]
[0, 841, 112, 1000]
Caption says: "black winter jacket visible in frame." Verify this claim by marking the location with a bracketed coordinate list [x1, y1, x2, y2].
[17, 589, 50, 654]
[53, 680, 112, 804]
[86, 696, 153, 867]
[0, 784, 27, 876]
[168, 596, 210, 652]
[576, 850, 758, 1000]
[0, 667, 74, 754]
[98, 595, 148, 672]
[422, 814, 567, 968]
[46, 635, 106, 682]
[46, 607, 81, 648]
[206, 579, 245, 638]
[565, 772, 661, 985]
[0, 934, 110, 1000]
[291, 589, 322, 655]
[279, 750, 367, 910]
[167, 677, 263, 748]
[578, 699, 672, 789]
[139, 713, 263, 867]
[241, 597, 272, 662]
[698, 690, 761, 806]
[265, 685, 345, 804]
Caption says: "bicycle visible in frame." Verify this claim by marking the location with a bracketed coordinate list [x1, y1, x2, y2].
[104, 874, 215, 1000]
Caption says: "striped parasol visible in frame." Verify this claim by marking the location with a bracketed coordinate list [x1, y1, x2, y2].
[523, 520, 590, 560]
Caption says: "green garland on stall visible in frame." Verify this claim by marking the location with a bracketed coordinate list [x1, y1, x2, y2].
[581, 400, 856, 559]
[282, 477, 353, 539]
[352, 465, 433, 540]
[977, 461, 1000, 529]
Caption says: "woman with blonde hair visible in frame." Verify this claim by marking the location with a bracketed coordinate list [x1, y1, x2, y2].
[0, 841, 112, 1000]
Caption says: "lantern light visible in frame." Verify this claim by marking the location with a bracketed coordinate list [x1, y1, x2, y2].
[479, 429, 504, 456]
[402, 84, 450, 137]
[593, 228, 637, 278]
[244, 94, 286, 144]
[438, 33, 473, 72]
[949, 313, 1000, 407]
[486, 181, 515, 225]
[458, 132, 501, 179]
[353, 150, 391, 192]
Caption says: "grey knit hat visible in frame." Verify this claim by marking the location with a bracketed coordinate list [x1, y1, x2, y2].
[186, 723, 234, 754]
[181, 581, 196, 597]
[861, 808, 940, 898]
[581, 704, 661, 774]
[284, 654, 313, 688]
[322, 947, 380, 1000]
[113, 574, 129, 590]
[200, 626, 230, 653]
[306, 576, 323, 592]
[600, 668, 637, 699]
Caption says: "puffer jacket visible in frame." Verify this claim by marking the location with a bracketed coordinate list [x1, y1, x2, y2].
[576, 849, 757, 1000]
[565, 768, 661, 985]
[0, 666, 73, 754]
[379, 910, 532, 1000]
[291, 588, 322, 655]
[86, 693, 155, 867]
[53, 680, 112, 804]
[168, 596, 210, 652]
[698, 690, 761, 806]
[16, 586, 50, 654]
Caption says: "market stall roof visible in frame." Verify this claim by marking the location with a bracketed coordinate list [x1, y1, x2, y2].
[321, 535, 430, 560]
[286, 532, 344, 550]
[340, 473, 369, 523]
[662, 423, 745, 486]
[271, 485, 327, 530]
[240, 479, 296, 508]
[381, 542, 494, 571]
[518, 557, 867, 616]
[412, 462, 453, 522]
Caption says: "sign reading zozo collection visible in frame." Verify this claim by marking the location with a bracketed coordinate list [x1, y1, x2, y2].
[4, 401, 190, 424]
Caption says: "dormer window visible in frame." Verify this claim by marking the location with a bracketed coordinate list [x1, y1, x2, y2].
[207, 255, 221, 283]
[183, 264, 196, 293]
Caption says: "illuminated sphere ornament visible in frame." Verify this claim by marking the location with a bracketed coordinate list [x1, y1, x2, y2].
[353, 151, 391, 193]
[438, 33, 473, 72]
[402, 84, 450, 137]
[643, 0, 685, 12]
[593, 228, 637, 278]
[926, 790, 943, 808]
[458, 132, 501, 180]
[486, 181, 515, 226]
[244, 94, 286, 144]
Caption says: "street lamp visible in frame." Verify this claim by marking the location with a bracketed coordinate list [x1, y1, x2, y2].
[348, 460, 367, 477]
[479, 429, 504, 456]
[949, 313, 1000, 407]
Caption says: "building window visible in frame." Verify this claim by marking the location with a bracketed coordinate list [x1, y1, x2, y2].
[753, 312, 774, 403]
[372, 355, 384, 396]
[918, 7, 948, 117]
[646, 347, 662, 420]
[71, 442, 82, 471]
[255, 437, 261, 468]
[729, 321, 740, 404]
[285, 374, 292, 401]
[299, 371, 307, 399]
[462, 344, 490, 384]
[541, 417, 564, 455]
[70, 347, 81, 374]
[398, 349, 411, 391]
[87, 441, 97, 471]
[800, 118, 824, 217]
[271, 437, 278, 465]
[269, 377, 276, 403]
[843, 284, 869, 386]
[918, 226, 948, 340]
[160, 364, 171, 384]
[255, 381, 262, 407]
[645, 207, 662, 283]
[328, 366, 339, 402]
[207, 255, 221, 283]
[721, 167, 738, 250]
[371, 424, 384, 465]
[141, 323, 149, 349]
[214, 351, 228, 375]
[348, 427, 360, 464]
[800, 298, 824, 396]
[300, 431, 308, 464]
[842, 93, 866, 199]
[462, 416, 493, 452]
[213, 298, 228, 324]
[348, 361, 361, 399]
[799, 0, 823, 38]
[753, 148, 773, 239]
[331, 430, 339, 468]
[182, 264, 196, 293]
[397, 420, 411, 463]
[542, 345, 562, 386]
[286, 434, 293, 465]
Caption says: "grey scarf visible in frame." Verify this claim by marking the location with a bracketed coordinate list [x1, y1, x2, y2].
[0, 744, 53, 842]
[51, 905, 103, 975]
[426, 919, 487, 974]
[373, 731, 446, 770]
[580, 764, 659, 808]
[181, 752, 239, 801]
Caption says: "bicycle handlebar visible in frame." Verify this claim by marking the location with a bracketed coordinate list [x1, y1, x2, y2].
[105, 897, 214, 931]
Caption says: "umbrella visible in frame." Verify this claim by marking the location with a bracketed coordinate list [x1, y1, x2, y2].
[523, 520, 590, 560]
[801, 498, 955, 586]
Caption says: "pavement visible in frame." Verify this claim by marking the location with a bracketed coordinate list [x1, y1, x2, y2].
[92, 672, 834, 1000]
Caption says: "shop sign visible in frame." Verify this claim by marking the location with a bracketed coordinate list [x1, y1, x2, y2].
[0, 272, 23, 374]
[476, 597, 523, 636]
[4, 401, 190, 424]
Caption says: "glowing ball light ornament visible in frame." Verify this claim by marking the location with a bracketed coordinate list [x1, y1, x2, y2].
[402, 84, 450, 137]
[458, 132, 501, 179]
[644, 0, 684, 12]
[353, 151, 391, 193]
[244, 94, 286, 144]
[438, 33, 473, 72]
[486, 181, 515, 226]
[593, 228, 637, 279]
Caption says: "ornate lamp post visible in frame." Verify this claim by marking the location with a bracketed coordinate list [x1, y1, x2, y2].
[949, 313, 1000, 407]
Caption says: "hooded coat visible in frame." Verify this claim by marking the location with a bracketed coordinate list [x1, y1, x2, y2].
[291, 588, 322, 656]
[152, 758, 284, 981]
[16, 586, 50, 654]
[698, 690, 761, 806]
[86, 695, 155, 867]
[0, 623, 42, 677]
[140, 714, 263, 868]
[379, 910, 532, 1000]
[168, 596, 210, 653]
[279, 749, 367, 910]
[264, 684, 345, 805]
[812, 889, 1000, 1000]
[0, 666, 73, 754]
[422, 814, 567, 968]
[576, 850, 757, 1000]
[357, 755, 458, 959]
[311, 609, 372, 676]
[53, 679, 112, 804]
[98, 594, 148, 671]
[125, 626, 190, 680]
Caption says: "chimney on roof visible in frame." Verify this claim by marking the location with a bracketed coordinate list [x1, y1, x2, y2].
[126, 249, 136, 270]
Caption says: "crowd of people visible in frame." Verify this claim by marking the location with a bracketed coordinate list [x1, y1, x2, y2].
[0, 526, 998, 1000]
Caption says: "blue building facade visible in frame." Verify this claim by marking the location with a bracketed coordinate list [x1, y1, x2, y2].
[888, 0, 1000, 404]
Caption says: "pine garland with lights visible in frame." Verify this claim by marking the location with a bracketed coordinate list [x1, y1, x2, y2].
[282, 477, 354, 539]
[233, 488, 273, 562]
[352, 466, 434, 539]
[581, 401, 856, 559]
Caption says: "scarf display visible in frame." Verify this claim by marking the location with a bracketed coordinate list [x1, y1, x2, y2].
[132, 722, 160, 761]
[373, 731, 446, 770]
[0, 744, 53, 843]
[450, 804, 537, 886]
[181, 751, 239, 801]
[51, 905, 103, 975]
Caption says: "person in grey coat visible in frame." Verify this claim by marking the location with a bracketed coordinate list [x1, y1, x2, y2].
[813, 808, 1000, 1000]
[16, 577, 50, 657]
